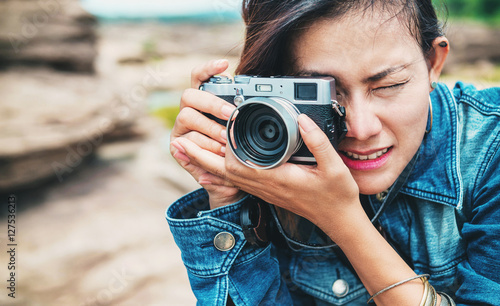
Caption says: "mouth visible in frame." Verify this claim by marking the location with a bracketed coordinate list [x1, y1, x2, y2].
[339, 147, 393, 171]
[342, 147, 389, 161]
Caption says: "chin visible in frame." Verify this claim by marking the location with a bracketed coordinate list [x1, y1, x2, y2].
[353, 174, 396, 196]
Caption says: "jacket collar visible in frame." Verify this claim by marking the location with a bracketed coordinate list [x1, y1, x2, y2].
[399, 83, 463, 209]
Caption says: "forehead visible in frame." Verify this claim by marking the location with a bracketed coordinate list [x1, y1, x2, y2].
[290, 9, 422, 75]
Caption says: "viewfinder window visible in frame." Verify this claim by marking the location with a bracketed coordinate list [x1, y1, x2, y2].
[295, 83, 317, 100]
[256, 84, 273, 92]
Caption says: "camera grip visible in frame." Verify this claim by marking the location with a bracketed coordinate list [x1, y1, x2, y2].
[202, 95, 235, 126]
[204, 113, 228, 127]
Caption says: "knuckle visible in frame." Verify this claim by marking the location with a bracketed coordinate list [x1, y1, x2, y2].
[207, 121, 222, 138]
[190, 65, 202, 79]
[225, 159, 240, 174]
[191, 61, 212, 81]
[180, 88, 197, 107]
[309, 133, 331, 151]
[169, 143, 177, 156]
[211, 141, 223, 155]
[316, 140, 332, 153]
[212, 167, 226, 180]
[175, 108, 189, 126]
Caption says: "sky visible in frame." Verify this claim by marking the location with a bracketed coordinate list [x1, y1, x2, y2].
[80, 0, 242, 19]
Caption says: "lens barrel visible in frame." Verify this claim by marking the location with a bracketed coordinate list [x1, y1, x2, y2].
[227, 97, 302, 169]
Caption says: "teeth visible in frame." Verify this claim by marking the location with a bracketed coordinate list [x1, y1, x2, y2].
[345, 148, 388, 160]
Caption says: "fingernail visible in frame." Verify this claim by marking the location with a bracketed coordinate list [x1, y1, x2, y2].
[198, 174, 212, 185]
[174, 151, 190, 163]
[215, 59, 228, 68]
[221, 105, 235, 119]
[298, 114, 317, 132]
[171, 141, 186, 154]
[220, 146, 226, 154]
[220, 129, 227, 140]
[198, 178, 212, 185]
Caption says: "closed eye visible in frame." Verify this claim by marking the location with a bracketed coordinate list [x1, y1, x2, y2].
[374, 80, 409, 91]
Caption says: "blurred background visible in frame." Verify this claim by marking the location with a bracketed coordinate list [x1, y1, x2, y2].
[0, 0, 498, 305]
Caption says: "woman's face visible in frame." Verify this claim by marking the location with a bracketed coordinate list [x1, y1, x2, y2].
[291, 11, 432, 195]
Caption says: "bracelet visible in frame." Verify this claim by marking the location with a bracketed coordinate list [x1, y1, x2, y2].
[419, 277, 438, 306]
[437, 292, 456, 306]
[419, 277, 430, 306]
[367, 274, 430, 304]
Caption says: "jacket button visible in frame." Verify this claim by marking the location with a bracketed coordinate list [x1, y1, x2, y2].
[376, 189, 389, 202]
[214, 232, 235, 251]
[332, 279, 349, 297]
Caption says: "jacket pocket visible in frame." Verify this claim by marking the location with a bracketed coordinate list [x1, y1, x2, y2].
[289, 250, 367, 305]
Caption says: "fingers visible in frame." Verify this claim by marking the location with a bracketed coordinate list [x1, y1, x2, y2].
[184, 131, 226, 156]
[179, 88, 236, 123]
[171, 140, 226, 186]
[172, 106, 228, 144]
[191, 59, 229, 89]
[298, 114, 343, 171]
[175, 137, 227, 179]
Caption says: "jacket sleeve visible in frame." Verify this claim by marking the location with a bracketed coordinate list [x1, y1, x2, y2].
[166, 189, 292, 305]
[456, 146, 500, 305]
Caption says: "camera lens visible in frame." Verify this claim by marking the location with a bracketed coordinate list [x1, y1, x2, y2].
[258, 119, 279, 143]
[227, 97, 302, 169]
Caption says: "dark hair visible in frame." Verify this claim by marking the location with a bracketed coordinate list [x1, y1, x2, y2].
[235, 0, 444, 76]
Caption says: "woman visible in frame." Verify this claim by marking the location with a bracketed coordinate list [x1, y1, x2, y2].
[167, 0, 500, 305]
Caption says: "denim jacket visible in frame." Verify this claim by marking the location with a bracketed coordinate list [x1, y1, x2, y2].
[166, 82, 500, 305]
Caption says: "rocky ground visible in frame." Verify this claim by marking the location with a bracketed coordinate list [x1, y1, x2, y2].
[0, 21, 244, 306]
[0, 122, 202, 306]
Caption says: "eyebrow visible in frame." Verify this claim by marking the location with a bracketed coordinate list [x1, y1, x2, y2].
[295, 63, 410, 84]
[363, 64, 408, 83]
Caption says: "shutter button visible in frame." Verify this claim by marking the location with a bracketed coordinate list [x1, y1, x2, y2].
[332, 279, 349, 297]
[214, 232, 235, 251]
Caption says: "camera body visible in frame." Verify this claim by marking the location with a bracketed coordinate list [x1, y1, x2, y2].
[200, 75, 347, 169]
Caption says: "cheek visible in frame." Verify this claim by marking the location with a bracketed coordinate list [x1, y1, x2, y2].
[389, 93, 429, 151]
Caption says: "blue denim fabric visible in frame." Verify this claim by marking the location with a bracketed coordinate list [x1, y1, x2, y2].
[166, 82, 500, 305]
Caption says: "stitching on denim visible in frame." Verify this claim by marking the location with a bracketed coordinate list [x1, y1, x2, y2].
[399, 187, 456, 203]
[289, 255, 366, 304]
[413, 254, 466, 274]
[291, 277, 365, 305]
[167, 215, 242, 228]
[186, 237, 245, 276]
[473, 130, 500, 192]
[401, 84, 462, 207]
[458, 92, 500, 116]
[227, 276, 248, 306]
[444, 83, 464, 209]
[218, 275, 228, 306]
[233, 244, 271, 267]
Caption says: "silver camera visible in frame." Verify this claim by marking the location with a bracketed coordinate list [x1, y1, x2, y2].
[201, 75, 347, 169]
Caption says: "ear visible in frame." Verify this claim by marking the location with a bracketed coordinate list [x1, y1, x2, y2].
[427, 36, 449, 92]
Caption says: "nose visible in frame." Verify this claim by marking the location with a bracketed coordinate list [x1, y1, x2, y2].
[344, 100, 382, 141]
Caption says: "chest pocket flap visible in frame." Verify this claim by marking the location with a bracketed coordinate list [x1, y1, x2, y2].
[290, 250, 367, 305]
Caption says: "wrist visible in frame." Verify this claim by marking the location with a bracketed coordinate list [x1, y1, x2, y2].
[317, 200, 372, 247]
[208, 189, 246, 210]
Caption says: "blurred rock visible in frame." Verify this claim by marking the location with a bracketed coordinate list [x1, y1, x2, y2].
[0, 0, 97, 72]
[444, 23, 500, 73]
[0, 122, 200, 305]
[0, 67, 145, 192]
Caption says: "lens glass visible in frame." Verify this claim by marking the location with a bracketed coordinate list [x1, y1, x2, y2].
[234, 105, 288, 166]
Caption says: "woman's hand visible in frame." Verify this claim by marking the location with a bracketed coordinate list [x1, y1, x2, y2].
[174, 113, 362, 237]
[170, 59, 245, 209]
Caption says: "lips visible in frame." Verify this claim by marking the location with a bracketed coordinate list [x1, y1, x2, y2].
[339, 147, 392, 171]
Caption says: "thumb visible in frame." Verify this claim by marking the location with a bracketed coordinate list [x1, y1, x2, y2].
[298, 114, 340, 170]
